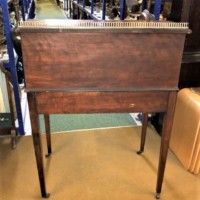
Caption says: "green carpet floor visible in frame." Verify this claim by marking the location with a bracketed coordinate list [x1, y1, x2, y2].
[39, 114, 137, 133]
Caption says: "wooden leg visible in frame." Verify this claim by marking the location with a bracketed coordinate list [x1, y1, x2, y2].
[28, 93, 50, 198]
[11, 129, 16, 149]
[137, 113, 148, 154]
[44, 114, 52, 157]
[155, 92, 177, 199]
[3, 66, 17, 149]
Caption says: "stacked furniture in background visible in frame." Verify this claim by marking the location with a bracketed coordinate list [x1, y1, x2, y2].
[0, 63, 17, 149]
[170, 88, 200, 174]
[151, 0, 200, 134]
[156, 1, 200, 174]
[170, 0, 200, 89]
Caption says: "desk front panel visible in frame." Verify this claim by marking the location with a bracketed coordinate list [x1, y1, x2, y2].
[21, 32, 185, 91]
[34, 91, 169, 114]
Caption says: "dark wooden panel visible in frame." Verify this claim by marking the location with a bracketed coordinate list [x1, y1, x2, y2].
[21, 32, 185, 91]
[36, 91, 169, 114]
[170, 0, 200, 88]
[170, 0, 200, 51]
[184, 0, 200, 51]
[179, 62, 200, 89]
[170, 0, 192, 22]
[0, 127, 12, 135]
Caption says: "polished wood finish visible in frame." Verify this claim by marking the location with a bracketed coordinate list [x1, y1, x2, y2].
[156, 91, 176, 196]
[137, 113, 148, 154]
[36, 91, 169, 114]
[20, 21, 188, 198]
[21, 32, 185, 91]
[28, 93, 50, 198]
[44, 114, 51, 157]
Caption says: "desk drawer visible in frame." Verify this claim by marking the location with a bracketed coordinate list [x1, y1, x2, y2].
[35, 91, 169, 114]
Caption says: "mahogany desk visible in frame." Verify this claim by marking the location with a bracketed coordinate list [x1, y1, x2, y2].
[19, 20, 189, 199]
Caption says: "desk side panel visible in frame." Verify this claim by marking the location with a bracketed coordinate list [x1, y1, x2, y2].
[21, 32, 185, 90]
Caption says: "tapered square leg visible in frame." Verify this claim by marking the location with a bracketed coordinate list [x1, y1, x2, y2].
[156, 92, 177, 198]
[44, 114, 52, 157]
[137, 113, 148, 154]
[28, 93, 50, 198]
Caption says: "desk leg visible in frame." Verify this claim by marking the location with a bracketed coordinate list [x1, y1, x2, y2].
[137, 113, 148, 154]
[44, 114, 52, 157]
[11, 129, 17, 149]
[156, 91, 176, 199]
[28, 93, 50, 198]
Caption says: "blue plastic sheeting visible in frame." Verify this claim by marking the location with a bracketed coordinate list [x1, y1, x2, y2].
[0, 0, 25, 134]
